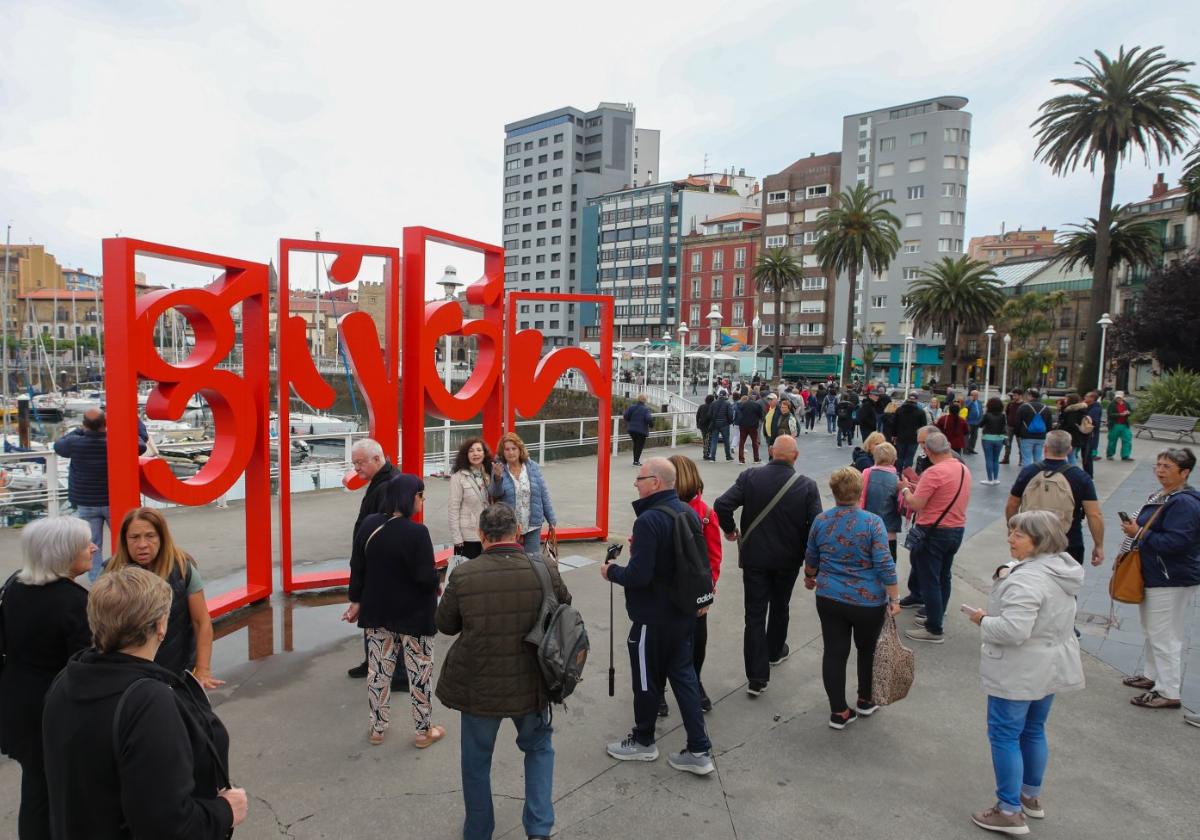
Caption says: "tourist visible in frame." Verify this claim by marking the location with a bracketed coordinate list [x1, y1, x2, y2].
[879, 399, 899, 441]
[1057, 393, 1091, 471]
[1105, 391, 1134, 461]
[603, 457, 714, 775]
[436, 503, 571, 840]
[852, 431, 886, 472]
[892, 392, 927, 470]
[1117, 447, 1200, 711]
[860, 442, 902, 560]
[979, 397, 1008, 485]
[491, 432, 557, 559]
[43, 566, 247, 839]
[1016, 388, 1053, 466]
[858, 391, 881, 441]
[346, 438, 401, 685]
[1084, 391, 1103, 463]
[804, 466, 900, 729]
[696, 394, 714, 460]
[835, 390, 858, 447]
[936, 397, 969, 454]
[1002, 390, 1023, 464]
[737, 390, 765, 464]
[805, 388, 821, 432]
[667, 454, 723, 714]
[623, 394, 654, 466]
[962, 510, 1084, 836]
[345, 474, 443, 747]
[714, 436, 822, 696]
[822, 389, 839, 434]
[0, 517, 93, 840]
[448, 437, 495, 561]
[899, 431, 971, 644]
[52, 408, 147, 580]
[104, 508, 223, 689]
[928, 396, 943, 423]
[964, 389, 983, 455]
[764, 396, 798, 454]
[706, 390, 735, 461]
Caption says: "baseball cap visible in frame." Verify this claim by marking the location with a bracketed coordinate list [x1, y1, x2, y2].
[906, 392, 918, 401]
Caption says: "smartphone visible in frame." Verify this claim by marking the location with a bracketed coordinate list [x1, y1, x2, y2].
[1118, 511, 1131, 524]
[959, 604, 976, 616]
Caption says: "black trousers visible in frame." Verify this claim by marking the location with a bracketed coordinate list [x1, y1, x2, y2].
[630, 432, 647, 463]
[627, 620, 711, 753]
[18, 750, 51, 840]
[693, 612, 708, 684]
[742, 566, 800, 682]
[815, 596, 887, 713]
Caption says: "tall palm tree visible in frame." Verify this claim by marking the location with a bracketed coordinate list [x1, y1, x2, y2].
[1032, 45, 1200, 393]
[752, 247, 804, 384]
[814, 183, 901, 385]
[1182, 141, 1200, 216]
[904, 256, 1004, 387]
[1056, 208, 1162, 275]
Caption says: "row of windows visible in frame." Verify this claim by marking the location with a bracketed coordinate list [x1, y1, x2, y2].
[876, 156, 968, 178]
[599, 203, 666, 224]
[687, 248, 747, 270]
[765, 184, 830, 204]
[600, 264, 677, 280]
[599, 244, 664, 262]
[878, 183, 967, 202]
[600, 224, 664, 243]
[614, 304, 665, 317]
[902, 238, 964, 254]
[688, 304, 750, 327]
[760, 322, 824, 336]
[903, 211, 966, 227]
[503, 201, 576, 220]
[689, 275, 747, 298]
[755, 276, 828, 293]
[517, 319, 573, 331]
[504, 217, 573, 235]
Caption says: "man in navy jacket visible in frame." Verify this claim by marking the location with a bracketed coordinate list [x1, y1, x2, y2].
[601, 457, 714, 776]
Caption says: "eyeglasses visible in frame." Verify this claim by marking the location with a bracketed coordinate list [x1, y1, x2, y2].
[634, 475, 657, 482]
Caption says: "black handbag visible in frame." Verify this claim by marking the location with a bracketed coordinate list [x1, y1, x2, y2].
[903, 465, 965, 553]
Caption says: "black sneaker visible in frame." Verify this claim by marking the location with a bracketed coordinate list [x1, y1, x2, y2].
[348, 660, 369, 679]
[856, 698, 880, 716]
[700, 692, 713, 713]
[829, 708, 858, 730]
[747, 680, 768, 697]
[898, 596, 924, 610]
[769, 644, 791, 666]
[657, 698, 669, 718]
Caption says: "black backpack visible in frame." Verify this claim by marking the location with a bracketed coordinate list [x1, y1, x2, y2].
[652, 505, 715, 616]
[524, 556, 589, 704]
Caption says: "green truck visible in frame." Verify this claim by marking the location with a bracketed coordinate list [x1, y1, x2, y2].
[781, 353, 844, 379]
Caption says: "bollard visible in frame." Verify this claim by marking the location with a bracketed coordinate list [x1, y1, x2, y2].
[538, 422, 546, 463]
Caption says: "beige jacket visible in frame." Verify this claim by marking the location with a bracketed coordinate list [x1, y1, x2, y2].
[448, 469, 492, 545]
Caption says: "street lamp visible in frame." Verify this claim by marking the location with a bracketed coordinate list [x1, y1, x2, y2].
[903, 334, 914, 398]
[641, 337, 651, 391]
[707, 305, 722, 393]
[838, 338, 848, 387]
[1001, 333, 1011, 397]
[752, 314, 761, 381]
[661, 328, 671, 391]
[983, 324, 996, 403]
[1096, 313, 1114, 393]
[677, 321, 689, 399]
[437, 265, 463, 474]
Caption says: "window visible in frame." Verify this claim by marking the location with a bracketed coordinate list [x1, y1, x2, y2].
[905, 213, 922, 227]
[800, 300, 825, 313]
[937, 238, 963, 252]
[879, 137, 896, 151]
[958, 184, 967, 198]
[908, 158, 926, 173]
[537, 171, 547, 181]
[802, 276, 827, 291]
[806, 185, 829, 198]
[505, 160, 520, 171]
[553, 133, 563, 143]
[902, 267, 921, 280]
[731, 308, 744, 326]
[767, 190, 788, 204]
[537, 154, 547, 164]
[690, 252, 701, 271]
[690, 304, 701, 323]
[799, 323, 824, 336]
[877, 163, 895, 178]
[712, 276, 723, 297]
[503, 223, 518, 234]
[765, 235, 787, 248]
[691, 277, 700, 298]
[944, 155, 958, 169]
[504, 175, 520, 186]
[1056, 337, 1070, 356]
[734, 247, 746, 268]
[944, 127, 959, 143]
[910, 131, 926, 146]
[871, 295, 887, 309]
[551, 201, 562, 210]
[907, 185, 924, 200]
[903, 240, 921, 254]
[712, 251, 724, 270]
[504, 191, 520, 203]
[942, 182, 957, 197]
[962, 129, 971, 144]
[505, 142, 521, 155]
[552, 167, 563, 177]
[877, 189, 893, 201]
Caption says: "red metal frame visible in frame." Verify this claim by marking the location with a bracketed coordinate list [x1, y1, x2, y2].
[102, 238, 272, 618]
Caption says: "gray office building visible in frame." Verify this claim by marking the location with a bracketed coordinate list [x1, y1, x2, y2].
[502, 103, 660, 347]
[834, 96, 972, 378]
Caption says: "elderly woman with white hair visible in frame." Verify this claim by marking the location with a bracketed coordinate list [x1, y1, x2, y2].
[0, 516, 95, 840]
[961, 509, 1084, 836]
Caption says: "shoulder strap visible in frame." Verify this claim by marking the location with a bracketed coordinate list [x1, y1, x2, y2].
[363, 519, 389, 552]
[112, 678, 155, 762]
[930, 466, 966, 530]
[526, 555, 556, 608]
[741, 472, 802, 545]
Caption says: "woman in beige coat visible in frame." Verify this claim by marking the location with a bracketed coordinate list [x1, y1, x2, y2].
[448, 438, 494, 559]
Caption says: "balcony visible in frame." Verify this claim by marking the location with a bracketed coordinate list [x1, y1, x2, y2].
[1162, 236, 1187, 252]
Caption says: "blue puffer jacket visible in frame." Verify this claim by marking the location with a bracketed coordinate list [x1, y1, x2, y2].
[607, 488, 696, 624]
[623, 402, 653, 436]
[53, 430, 146, 508]
[490, 459, 557, 533]
[1137, 488, 1200, 588]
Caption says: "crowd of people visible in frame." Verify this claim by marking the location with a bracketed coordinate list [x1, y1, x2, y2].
[0, 394, 1196, 838]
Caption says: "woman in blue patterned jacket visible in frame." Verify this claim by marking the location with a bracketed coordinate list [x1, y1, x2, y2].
[804, 466, 900, 730]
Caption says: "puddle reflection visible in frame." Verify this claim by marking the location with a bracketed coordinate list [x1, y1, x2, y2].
[212, 591, 352, 671]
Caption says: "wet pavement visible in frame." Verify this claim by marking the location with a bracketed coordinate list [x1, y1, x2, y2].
[2, 431, 1197, 838]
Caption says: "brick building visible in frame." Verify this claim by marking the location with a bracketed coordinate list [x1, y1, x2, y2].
[680, 213, 760, 348]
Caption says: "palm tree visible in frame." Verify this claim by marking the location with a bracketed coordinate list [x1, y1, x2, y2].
[1032, 45, 1200, 393]
[904, 256, 1004, 387]
[1182, 141, 1200, 216]
[1056, 209, 1162, 275]
[814, 183, 901, 384]
[752, 247, 804, 384]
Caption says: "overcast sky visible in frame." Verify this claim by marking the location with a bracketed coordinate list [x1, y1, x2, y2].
[2, 0, 1197, 295]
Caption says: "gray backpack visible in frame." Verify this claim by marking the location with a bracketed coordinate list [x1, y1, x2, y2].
[524, 557, 589, 704]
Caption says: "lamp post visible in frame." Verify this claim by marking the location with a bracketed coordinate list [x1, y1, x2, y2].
[983, 324, 996, 403]
[437, 266, 463, 474]
[677, 321, 689, 399]
[752, 314, 761, 381]
[1001, 333, 1011, 397]
[707, 305, 722, 393]
[1096, 313, 1113, 393]
[903, 334, 914, 398]
[661, 328, 671, 391]
[641, 337, 651, 391]
[838, 338, 848, 387]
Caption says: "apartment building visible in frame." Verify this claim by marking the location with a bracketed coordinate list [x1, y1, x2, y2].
[1114, 172, 1197, 315]
[759, 152, 841, 352]
[502, 103, 660, 347]
[967, 227, 1060, 265]
[680, 213, 760, 348]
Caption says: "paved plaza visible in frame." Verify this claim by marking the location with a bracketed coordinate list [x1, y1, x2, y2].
[1, 430, 1197, 838]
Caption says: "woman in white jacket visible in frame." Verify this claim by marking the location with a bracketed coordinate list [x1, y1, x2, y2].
[962, 509, 1084, 836]
[447, 438, 494, 560]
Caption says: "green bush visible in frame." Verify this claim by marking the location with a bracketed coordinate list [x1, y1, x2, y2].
[1131, 368, 1200, 424]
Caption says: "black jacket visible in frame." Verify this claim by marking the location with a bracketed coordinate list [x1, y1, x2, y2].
[858, 398, 879, 433]
[353, 460, 397, 538]
[155, 561, 199, 677]
[350, 514, 439, 636]
[892, 401, 927, 444]
[1016, 401, 1053, 440]
[43, 651, 233, 840]
[980, 410, 1007, 437]
[737, 399, 764, 429]
[709, 396, 734, 427]
[0, 577, 91, 762]
[53, 429, 146, 507]
[714, 460, 822, 570]
[695, 402, 712, 432]
[607, 489, 697, 624]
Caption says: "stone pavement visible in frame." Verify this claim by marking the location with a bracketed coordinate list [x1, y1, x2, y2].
[2, 431, 1198, 838]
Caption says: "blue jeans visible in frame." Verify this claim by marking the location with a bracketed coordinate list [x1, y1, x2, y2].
[981, 439, 1003, 481]
[826, 414, 836, 433]
[909, 526, 964, 634]
[896, 442, 918, 471]
[75, 504, 110, 581]
[460, 710, 555, 840]
[707, 424, 731, 460]
[987, 695, 1054, 811]
[522, 528, 542, 560]
[1018, 437, 1043, 466]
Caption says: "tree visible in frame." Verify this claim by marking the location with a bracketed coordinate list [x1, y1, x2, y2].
[904, 256, 1004, 388]
[855, 325, 884, 381]
[1110, 252, 1200, 371]
[1056, 208, 1162, 276]
[751, 247, 804, 385]
[814, 183, 901, 385]
[1032, 45, 1200, 394]
[996, 291, 1068, 388]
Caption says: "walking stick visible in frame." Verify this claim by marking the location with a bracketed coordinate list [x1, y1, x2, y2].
[605, 543, 623, 697]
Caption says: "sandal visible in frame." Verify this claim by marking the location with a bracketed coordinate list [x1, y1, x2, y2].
[1130, 690, 1180, 709]
[1122, 675, 1155, 690]
[369, 730, 385, 746]
[414, 724, 446, 749]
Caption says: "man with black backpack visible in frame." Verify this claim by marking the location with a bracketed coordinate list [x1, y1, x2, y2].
[602, 457, 715, 776]
[714, 436, 822, 696]
[1015, 388, 1054, 467]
